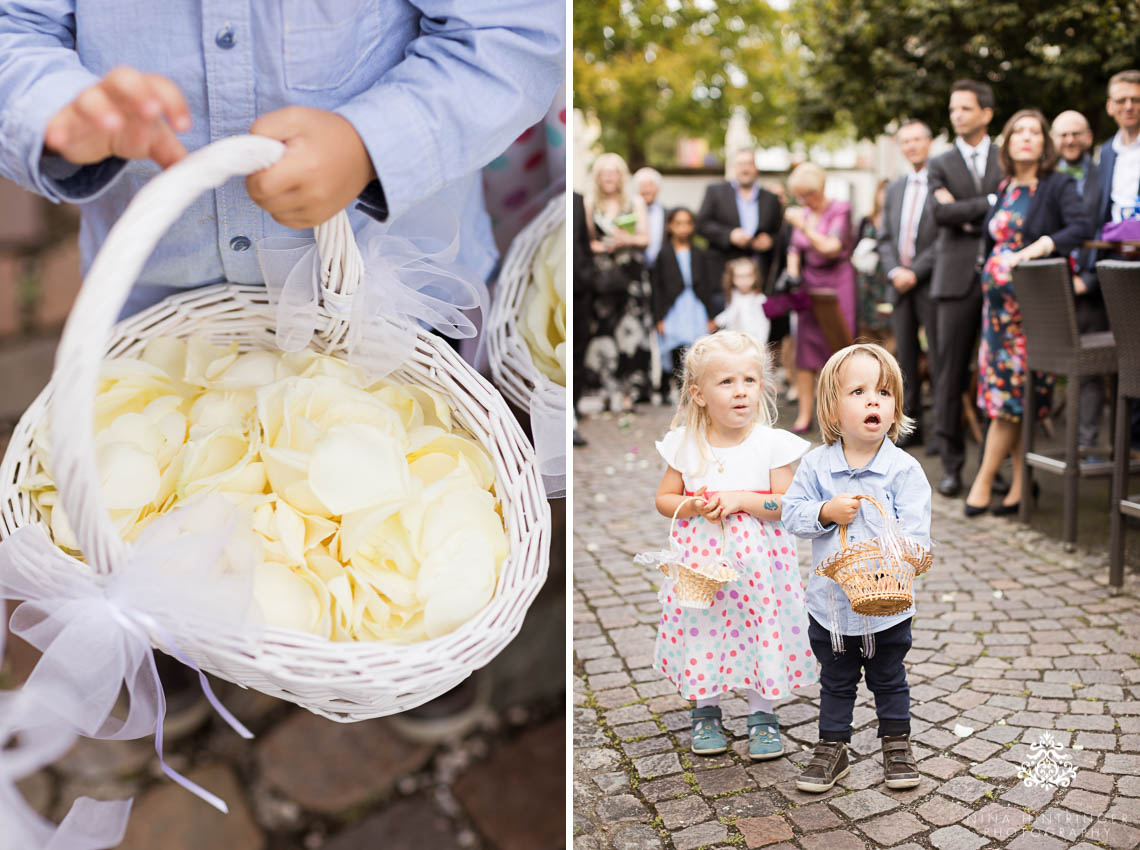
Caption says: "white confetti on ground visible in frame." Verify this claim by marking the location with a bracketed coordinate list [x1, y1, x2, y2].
[953, 724, 974, 738]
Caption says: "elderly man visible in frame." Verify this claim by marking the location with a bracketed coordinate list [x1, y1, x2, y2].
[633, 167, 666, 268]
[879, 119, 938, 450]
[1052, 110, 1107, 452]
[696, 148, 783, 314]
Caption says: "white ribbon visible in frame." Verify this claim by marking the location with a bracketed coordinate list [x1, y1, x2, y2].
[0, 496, 262, 838]
[529, 385, 566, 499]
[257, 204, 489, 378]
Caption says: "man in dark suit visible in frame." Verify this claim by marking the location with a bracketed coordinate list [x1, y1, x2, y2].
[1084, 70, 1140, 448]
[1052, 109, 1107, 451]
[879, 119, 938, 450]
[928, 79, 1003, 497]
[696, 148, 783, 314]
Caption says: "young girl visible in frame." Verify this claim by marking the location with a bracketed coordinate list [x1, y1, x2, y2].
[782, 343, 931, 793]
[713, 257, 771, 348]
[651, 331, 815, 759]
[653, 207, 720, 397]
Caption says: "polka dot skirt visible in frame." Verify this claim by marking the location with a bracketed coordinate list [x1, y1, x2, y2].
[653, 512, 820, 700]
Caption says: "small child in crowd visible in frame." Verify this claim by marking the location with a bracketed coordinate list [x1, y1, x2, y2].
[654, 207, 719, 398]
[782, 343, 931, 792]
[650, 331, 815, 759]
[714, 256, 771, 347]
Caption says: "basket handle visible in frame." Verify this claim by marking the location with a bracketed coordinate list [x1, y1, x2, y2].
[49, 135, 346, 575]
[667, 493, 728, 548]
[836, 494, 887, 551]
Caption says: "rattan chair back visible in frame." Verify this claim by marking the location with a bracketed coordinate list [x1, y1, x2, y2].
[1098, 261, 1140, 399]
[1011, 258, 1080, 374]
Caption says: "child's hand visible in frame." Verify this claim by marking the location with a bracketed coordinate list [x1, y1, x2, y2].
[821, 494, 860, 526]
[43, 67, 191, 169]
[702, 491, 744, 521]
[247, 107, 377, 229]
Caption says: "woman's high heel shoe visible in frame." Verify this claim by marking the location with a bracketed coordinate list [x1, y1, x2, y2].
[992, 482, 1040, 516]
[963, 502, 988, 518]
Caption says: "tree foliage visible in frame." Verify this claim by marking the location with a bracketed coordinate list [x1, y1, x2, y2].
[790, 0, 1140, 141]
[574, 0, 801, 169]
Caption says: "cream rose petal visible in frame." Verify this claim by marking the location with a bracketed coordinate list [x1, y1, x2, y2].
[97, 442, 161, 510]
[308, 424, 410, 515]
[253, 562, 322, 633]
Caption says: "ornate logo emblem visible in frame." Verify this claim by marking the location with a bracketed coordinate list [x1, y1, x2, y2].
[1016, 733, 1078, 789]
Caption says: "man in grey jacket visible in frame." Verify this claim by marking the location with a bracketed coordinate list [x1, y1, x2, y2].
[879, 119, 938, 450]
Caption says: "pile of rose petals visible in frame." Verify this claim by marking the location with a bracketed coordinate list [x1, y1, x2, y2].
[24, 338, 507, 643]
[517, 221, 566, 386]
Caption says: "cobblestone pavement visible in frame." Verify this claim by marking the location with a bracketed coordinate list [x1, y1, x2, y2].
[573, 404, 1140, 850]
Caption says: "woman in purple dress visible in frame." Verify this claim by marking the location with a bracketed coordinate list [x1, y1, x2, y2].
[783, 163, 857, 433]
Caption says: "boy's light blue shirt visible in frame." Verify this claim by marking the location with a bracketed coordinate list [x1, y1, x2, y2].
[0, 1, 563, 312]
[781, 437, 932, 635]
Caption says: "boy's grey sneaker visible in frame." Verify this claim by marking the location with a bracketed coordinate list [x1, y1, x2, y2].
[881, 734, 921, 789]
[795, 740, 849, 792]
[746, 710, 783, 760]
[690, 706, 727, 755]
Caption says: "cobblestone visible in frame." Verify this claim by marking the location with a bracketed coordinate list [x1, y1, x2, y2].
[572, 406, 1140, 850]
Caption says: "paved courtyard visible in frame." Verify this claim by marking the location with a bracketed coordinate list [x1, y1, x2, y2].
[573, 404, 1140, 850]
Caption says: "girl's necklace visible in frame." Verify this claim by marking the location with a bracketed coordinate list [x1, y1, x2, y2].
[709, 444, 729, 473]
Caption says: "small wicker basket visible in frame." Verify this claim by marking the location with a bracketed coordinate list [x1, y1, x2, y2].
[814, 495, 932, 616]
[656, 497, 739, 609]
[0, 136, 550, 722]
[486, 193, 566, 412]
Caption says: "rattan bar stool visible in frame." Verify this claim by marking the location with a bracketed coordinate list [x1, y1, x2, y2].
[1011, 259, 1117, 549]
[1098, 260, 1140, 587]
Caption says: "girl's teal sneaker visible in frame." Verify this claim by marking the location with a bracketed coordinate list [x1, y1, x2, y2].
[690, 706, 727, 755]
[747, 710, 783, 760]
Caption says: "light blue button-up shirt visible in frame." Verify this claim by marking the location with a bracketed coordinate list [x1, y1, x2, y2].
[782, 437, 932, 635]
[0, 1, 563, 313]
[732, 181, 760, 238]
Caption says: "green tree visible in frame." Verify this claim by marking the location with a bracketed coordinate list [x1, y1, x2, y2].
[574, 0, 800, 169]
[791, 0, 1140, 141]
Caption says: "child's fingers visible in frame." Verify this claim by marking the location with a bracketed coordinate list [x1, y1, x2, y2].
[72, 86, 123, 134]
[143, 73, 192, 132]
[102, 66, 162, 120]
[148, 123, 189, 169]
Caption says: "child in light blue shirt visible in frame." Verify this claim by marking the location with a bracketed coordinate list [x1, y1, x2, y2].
[0, 1, 563, 313]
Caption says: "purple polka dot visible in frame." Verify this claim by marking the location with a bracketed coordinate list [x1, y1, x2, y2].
[689, 628, 698, 636]
[731, 630, 740, 638]
[729, 590, 739, 599]
[792, 626, 800, 634]
[715, 591, 726, 600]
[766, 678, 774, 686]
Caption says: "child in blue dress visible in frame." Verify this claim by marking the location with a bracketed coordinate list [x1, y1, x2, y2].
[650, 330, 815, 759]
[782, 342, 931, 792]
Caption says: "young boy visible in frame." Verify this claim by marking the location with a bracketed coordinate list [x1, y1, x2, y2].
[0, 2, 563, 314]
[782, 343, 932, 792]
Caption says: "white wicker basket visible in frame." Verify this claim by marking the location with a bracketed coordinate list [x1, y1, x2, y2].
[0, 136, 550, 722]
[486, 193, 566, 413]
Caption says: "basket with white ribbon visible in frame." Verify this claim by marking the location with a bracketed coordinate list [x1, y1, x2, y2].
[0, 136, 550, 732]
[485, 193, 566, 497]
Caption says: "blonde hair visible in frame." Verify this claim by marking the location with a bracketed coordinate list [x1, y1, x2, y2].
[787, 162, 827, 197]
[816, 343, 914, 445]
[722, 256, 763, 304]
[672, 332, 778, 464]
[587, 152, 633, 211]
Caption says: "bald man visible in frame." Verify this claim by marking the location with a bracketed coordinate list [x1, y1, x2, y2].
[1051, 109, 1108, 451]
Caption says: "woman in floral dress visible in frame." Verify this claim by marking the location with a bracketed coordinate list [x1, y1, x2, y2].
[964, 110, 1091, 516]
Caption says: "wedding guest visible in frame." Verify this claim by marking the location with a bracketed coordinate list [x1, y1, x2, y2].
[582, 152, 655, 413]
[784, 162, 857, 434]
[963, 109, 1091, 517]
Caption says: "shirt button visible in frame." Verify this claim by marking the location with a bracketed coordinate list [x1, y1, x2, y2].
[230, 236, 251, 252]
[215, 26, 236, 49]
